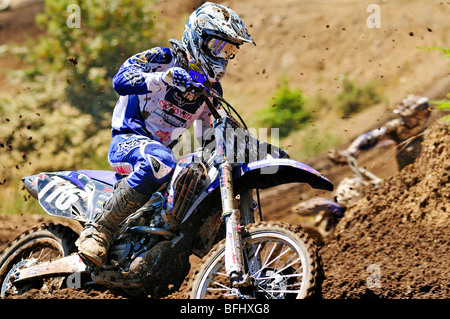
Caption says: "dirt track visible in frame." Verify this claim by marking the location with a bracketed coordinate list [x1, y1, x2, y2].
[1, 120, 449, 299]
[0, 0, 449, 299]
[321, 120, 450, 299]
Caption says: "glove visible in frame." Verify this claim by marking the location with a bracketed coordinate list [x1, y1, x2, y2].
[162, 67, 191, 91]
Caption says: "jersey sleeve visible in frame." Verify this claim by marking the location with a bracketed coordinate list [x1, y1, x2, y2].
[112, 47, 173, 96]
[347, 127, 387, 155]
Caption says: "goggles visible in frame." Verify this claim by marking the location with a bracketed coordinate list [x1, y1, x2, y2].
[205, 37, 239, 60]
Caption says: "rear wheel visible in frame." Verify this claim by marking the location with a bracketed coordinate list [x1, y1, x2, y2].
[0, 223, 78, 298]
[187, 221, 323, 299]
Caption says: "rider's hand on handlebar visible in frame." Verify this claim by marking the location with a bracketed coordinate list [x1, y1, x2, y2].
[162, 67, 192, 91]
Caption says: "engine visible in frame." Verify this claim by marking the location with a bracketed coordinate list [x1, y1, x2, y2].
[108, 205, 165, 269]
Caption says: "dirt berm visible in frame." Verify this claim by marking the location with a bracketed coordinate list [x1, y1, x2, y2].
[321, 120, 450, 299]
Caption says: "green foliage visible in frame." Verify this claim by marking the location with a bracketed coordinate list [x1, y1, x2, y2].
[0, 72, 111, 178]
[23, 0, 161, 122]
[421, 46, 450, 59]
[257, 79, 314, 138]
[335, 75, 383, 117]
[0, 0, 163, 214]
[1, 0, 162, 182]
[432, 93, 450, 123]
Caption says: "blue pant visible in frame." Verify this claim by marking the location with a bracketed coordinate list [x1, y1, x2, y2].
[108, 134, 176, 195]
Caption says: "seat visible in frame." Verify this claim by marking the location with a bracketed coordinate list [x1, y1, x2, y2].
[77, 170, 120, 186]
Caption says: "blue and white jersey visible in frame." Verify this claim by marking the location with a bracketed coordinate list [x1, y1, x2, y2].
[111, 47, 222, 147]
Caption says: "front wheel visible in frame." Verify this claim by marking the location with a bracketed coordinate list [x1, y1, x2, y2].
[186, 221, 324, 299]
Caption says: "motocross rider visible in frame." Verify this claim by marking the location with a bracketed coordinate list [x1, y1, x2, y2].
[340, 95, 431, 170]
[311, 95, 431, 235]
[76, 2, 255, 267]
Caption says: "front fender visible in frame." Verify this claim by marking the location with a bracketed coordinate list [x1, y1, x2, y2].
[181, 159, 332, 224]
[235, 158, 333, 192]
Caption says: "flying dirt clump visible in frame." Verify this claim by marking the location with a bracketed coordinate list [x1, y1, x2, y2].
[320, 120, 450, 299]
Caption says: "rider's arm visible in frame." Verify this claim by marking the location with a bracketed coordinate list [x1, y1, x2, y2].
[347, 117, 403, 156]
[347, 127, 387, 156]
[112, 47, 173, 96]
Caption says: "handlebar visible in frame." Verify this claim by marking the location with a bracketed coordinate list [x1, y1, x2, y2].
[188, 69, 248, 129]
[187, 68, 288, 160]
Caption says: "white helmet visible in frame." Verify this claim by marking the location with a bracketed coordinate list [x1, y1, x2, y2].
[182, 2, 255, 82]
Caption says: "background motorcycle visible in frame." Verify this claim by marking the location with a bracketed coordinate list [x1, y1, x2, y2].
[293, 150, 382, 241]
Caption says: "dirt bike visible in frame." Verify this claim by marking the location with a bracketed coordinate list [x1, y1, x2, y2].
[0, 71, 333, 299]
[295, 150, 382, 240]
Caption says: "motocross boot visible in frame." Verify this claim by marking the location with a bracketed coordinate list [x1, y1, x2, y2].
[76, 178, 149, 267]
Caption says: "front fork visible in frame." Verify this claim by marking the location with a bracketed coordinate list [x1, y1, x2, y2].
[215, 118, 257, 287]
[219, 162, 252, 288]
[220, 163, 262, 289]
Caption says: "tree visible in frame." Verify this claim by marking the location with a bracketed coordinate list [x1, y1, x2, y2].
[0, 0, 164, 200]
[26, 0, 162, 122]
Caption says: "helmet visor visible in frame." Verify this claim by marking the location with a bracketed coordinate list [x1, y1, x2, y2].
[205, 37, 239, 60]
